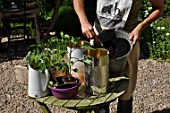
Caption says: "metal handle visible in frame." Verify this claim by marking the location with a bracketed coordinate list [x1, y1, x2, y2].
[43, 69, 50, 91]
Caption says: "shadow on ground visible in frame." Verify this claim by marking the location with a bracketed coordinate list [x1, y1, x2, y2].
[152, 108, 170, 113]
[0, 38, 36, 63]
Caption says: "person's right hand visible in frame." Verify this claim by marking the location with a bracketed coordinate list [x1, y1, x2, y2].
[81, 22, 96, 39]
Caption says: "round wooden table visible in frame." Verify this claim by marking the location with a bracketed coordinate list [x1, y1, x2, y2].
[36, 76, 129, 113]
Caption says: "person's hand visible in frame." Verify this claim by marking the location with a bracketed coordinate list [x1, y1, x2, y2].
[129, 24, 143, 45]
[81, 22, 96, 38]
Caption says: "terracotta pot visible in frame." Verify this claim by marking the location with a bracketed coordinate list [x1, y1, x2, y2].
[50, 68, 66, 78]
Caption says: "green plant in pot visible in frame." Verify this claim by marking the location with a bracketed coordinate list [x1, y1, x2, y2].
[43, 35, 69, 78]
[48, 32, 92, 99]
[26, 41, 47, 73]
[26, 41, 50, 98]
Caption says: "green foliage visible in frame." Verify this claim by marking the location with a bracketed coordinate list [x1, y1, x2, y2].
[39, 0, 55, 20]
[162, 0, 170, 18]
[47, 32, 83, 74]
[62, 0, 73, 7]
[46, 32, 92, 88]
[54, 6, 81, 36]
[53, 1, 96, 37]
[37, 0, 96, 37]
[26, 41, 47, 74]
[140, 0, 170, 62]
[26, 32, 70, 74]
[26, 31, 92, 77]
[60, 32, 81, 75]
[43, 34, 70, 72]
[148, 18, 170, 61]
[48, 81, 58, 88]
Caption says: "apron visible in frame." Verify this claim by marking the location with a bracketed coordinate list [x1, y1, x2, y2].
[95, 0, 133, 33]
[93, 0, 140, 100]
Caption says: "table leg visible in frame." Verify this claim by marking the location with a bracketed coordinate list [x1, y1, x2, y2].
[37, 101, 52, 113]
[78, 109, 92, 113]
[93, 104, 110, 113]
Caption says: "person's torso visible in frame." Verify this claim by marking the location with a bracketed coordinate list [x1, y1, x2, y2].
[96, 0, 143, 31]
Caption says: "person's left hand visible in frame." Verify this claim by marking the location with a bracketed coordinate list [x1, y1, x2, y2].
[129, 24, 143, 45]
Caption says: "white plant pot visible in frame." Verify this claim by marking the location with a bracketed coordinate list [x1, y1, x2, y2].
[67, 40, 90, 83]
[67, 46, 84, 65]
[28, 65, 50, 98]
[67, 41, 89, 68]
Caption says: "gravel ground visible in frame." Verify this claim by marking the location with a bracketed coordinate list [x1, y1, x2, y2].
[0, 40, 170, 113]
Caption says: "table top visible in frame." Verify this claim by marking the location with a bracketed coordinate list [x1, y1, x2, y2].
[36, 76, 129, 110]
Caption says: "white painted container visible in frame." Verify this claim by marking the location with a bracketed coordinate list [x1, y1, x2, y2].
[28, 65, 49, 98]
[67, 40, 90, 83]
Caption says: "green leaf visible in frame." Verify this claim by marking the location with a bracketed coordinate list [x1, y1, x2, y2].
[82, 59, 92, 64]
[60, 32, 64, 38]
[54, 83, 58, 87]
[49, 81, 54, 86]
[48, 81, 54, 88]
[64, 34, 70, 39]
[82, 45, 94, 50]
[56, 65, 60, 72]
[73, 68, 78, 73]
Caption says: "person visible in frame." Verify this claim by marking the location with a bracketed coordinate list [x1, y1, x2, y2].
[73, 0, 164, 113]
